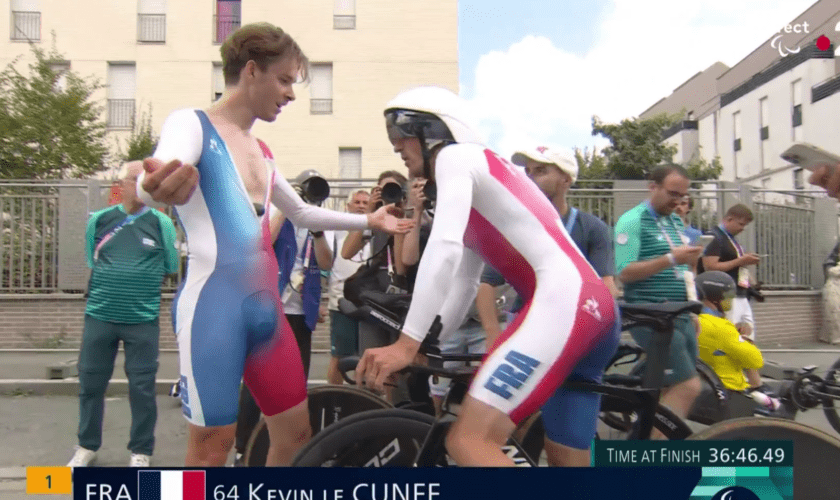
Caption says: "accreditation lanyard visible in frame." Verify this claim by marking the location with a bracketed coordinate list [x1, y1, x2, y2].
[646, 202, 685, 278]
[719, 224, 744, 257]
[563, 207, 578, 235]
[300, 232, 313, 270]
[719, 224, 751, 288]
[93, 207, 150, 262]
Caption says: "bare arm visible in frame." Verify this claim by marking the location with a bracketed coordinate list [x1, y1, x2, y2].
[618, 254, 676, 284]
[476, 283, 503, 348]
[401, 211, 425, 267]
[341, 231, 366, 260]
[392, 233, 406, 276]
[602, 276, 619, 299]
[702, 255, 743, 273]
[619, 246, 703, 284]
[401, 179, 427, 267]
[312, 233, 333, 271]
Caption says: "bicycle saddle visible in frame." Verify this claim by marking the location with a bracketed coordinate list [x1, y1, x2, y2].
[338, 298, 371, 319]
[619, 300, 702, 329]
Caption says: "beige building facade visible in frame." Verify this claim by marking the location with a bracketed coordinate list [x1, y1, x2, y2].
[640, 0, 840, 195]
[1, 0, 458, 179]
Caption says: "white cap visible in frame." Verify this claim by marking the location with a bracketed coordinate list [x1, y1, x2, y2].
[511, 145, 578, 184]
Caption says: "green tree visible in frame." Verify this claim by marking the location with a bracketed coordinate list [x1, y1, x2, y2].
[684, 147, 724, 184]
[590, 112, 681, 179]
[118, 103, 159, 165]
[590, 112, 723, 182]
[0, 38, 109, 179]
[574, 146, 611, 181]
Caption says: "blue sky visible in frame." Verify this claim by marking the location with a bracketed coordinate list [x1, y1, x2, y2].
[458, 0, 819, 157]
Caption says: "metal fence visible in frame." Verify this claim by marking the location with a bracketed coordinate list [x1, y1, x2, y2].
[752, 197, 815, 289]
[0, 184, 59, 291]
[0, 179, 829, 293]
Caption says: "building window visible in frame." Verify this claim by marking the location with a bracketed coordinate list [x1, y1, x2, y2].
[214, 0, 241, 44]
[310, 63, 333, 115]
[49, 61, 70, 92]
[733, 111, 741, 176]
[137, 0, 166, 43]
[793, 167, 804, 190]
[792, 79, 803, 141]
[107, 63, 136, 130]
[334, 0, 356, 29]
[10, 0, 40, 41]
[213, 63, 225, 102]
[732, 111, 741, 151]
[339, 148, 362, 178]
[759, 97, 769, 141]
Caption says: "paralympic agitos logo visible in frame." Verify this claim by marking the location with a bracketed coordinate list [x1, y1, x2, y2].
[711, 486, 760, 500]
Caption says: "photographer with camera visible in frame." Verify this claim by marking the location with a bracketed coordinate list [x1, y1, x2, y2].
[280, 170, 335, 377]
[341, 171, 409, 403]
[232, 170, 334, 466]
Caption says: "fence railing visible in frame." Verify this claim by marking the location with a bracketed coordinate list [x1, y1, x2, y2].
[0, 180, 829, 293]
[753, 200, 815, 288]
[1, 184, 59, 291]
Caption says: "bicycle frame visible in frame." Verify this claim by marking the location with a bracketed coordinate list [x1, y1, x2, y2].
[340, 294, 701, 466]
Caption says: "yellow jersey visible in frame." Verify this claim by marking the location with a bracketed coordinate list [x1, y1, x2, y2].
[697, 312, 764, 391]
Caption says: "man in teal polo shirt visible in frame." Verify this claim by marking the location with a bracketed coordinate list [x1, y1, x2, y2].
[67, 161, 179, 467]
[614, 163, 704, 435]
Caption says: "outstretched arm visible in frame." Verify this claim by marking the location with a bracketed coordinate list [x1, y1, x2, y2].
[271, 173, 368, 231]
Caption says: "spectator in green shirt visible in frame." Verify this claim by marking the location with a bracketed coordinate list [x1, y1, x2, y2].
[613, 163, 704, 438]
[67, 161, 179, 468]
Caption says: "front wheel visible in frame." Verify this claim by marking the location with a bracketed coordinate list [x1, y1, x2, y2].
[244, 385, 392, 466]
[688, 417, 840, 499]
[291, 409, 437, 467]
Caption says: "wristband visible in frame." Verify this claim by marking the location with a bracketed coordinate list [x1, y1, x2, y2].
[665, 252, 677, 267]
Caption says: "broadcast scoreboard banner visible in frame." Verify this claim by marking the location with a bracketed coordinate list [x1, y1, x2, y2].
[25, 441, 794, 500]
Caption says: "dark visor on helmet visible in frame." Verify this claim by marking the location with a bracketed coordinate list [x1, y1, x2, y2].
[384, 109, 454, 144]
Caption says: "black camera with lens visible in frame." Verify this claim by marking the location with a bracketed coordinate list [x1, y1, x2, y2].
[293, 170, 330, 206]
[380, 181, 406, 206]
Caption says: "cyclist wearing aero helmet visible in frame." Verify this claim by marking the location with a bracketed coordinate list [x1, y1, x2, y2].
[356, 86, 620, 466]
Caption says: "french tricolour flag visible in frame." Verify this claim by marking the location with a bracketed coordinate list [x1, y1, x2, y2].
[138, 470, 205, 500]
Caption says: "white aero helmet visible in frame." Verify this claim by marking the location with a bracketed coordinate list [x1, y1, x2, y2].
[384, 86, 485, 147]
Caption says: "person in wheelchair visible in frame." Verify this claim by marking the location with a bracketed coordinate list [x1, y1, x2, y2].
[695, 271, 782, 413]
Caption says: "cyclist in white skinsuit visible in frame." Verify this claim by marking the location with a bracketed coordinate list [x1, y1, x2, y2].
[356, 86, 620, 466]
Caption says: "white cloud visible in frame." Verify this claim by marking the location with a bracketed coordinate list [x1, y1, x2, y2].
[466, 0, 817, 157]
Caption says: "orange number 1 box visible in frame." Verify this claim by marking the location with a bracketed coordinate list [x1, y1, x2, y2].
[26, 466, 72, 494]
